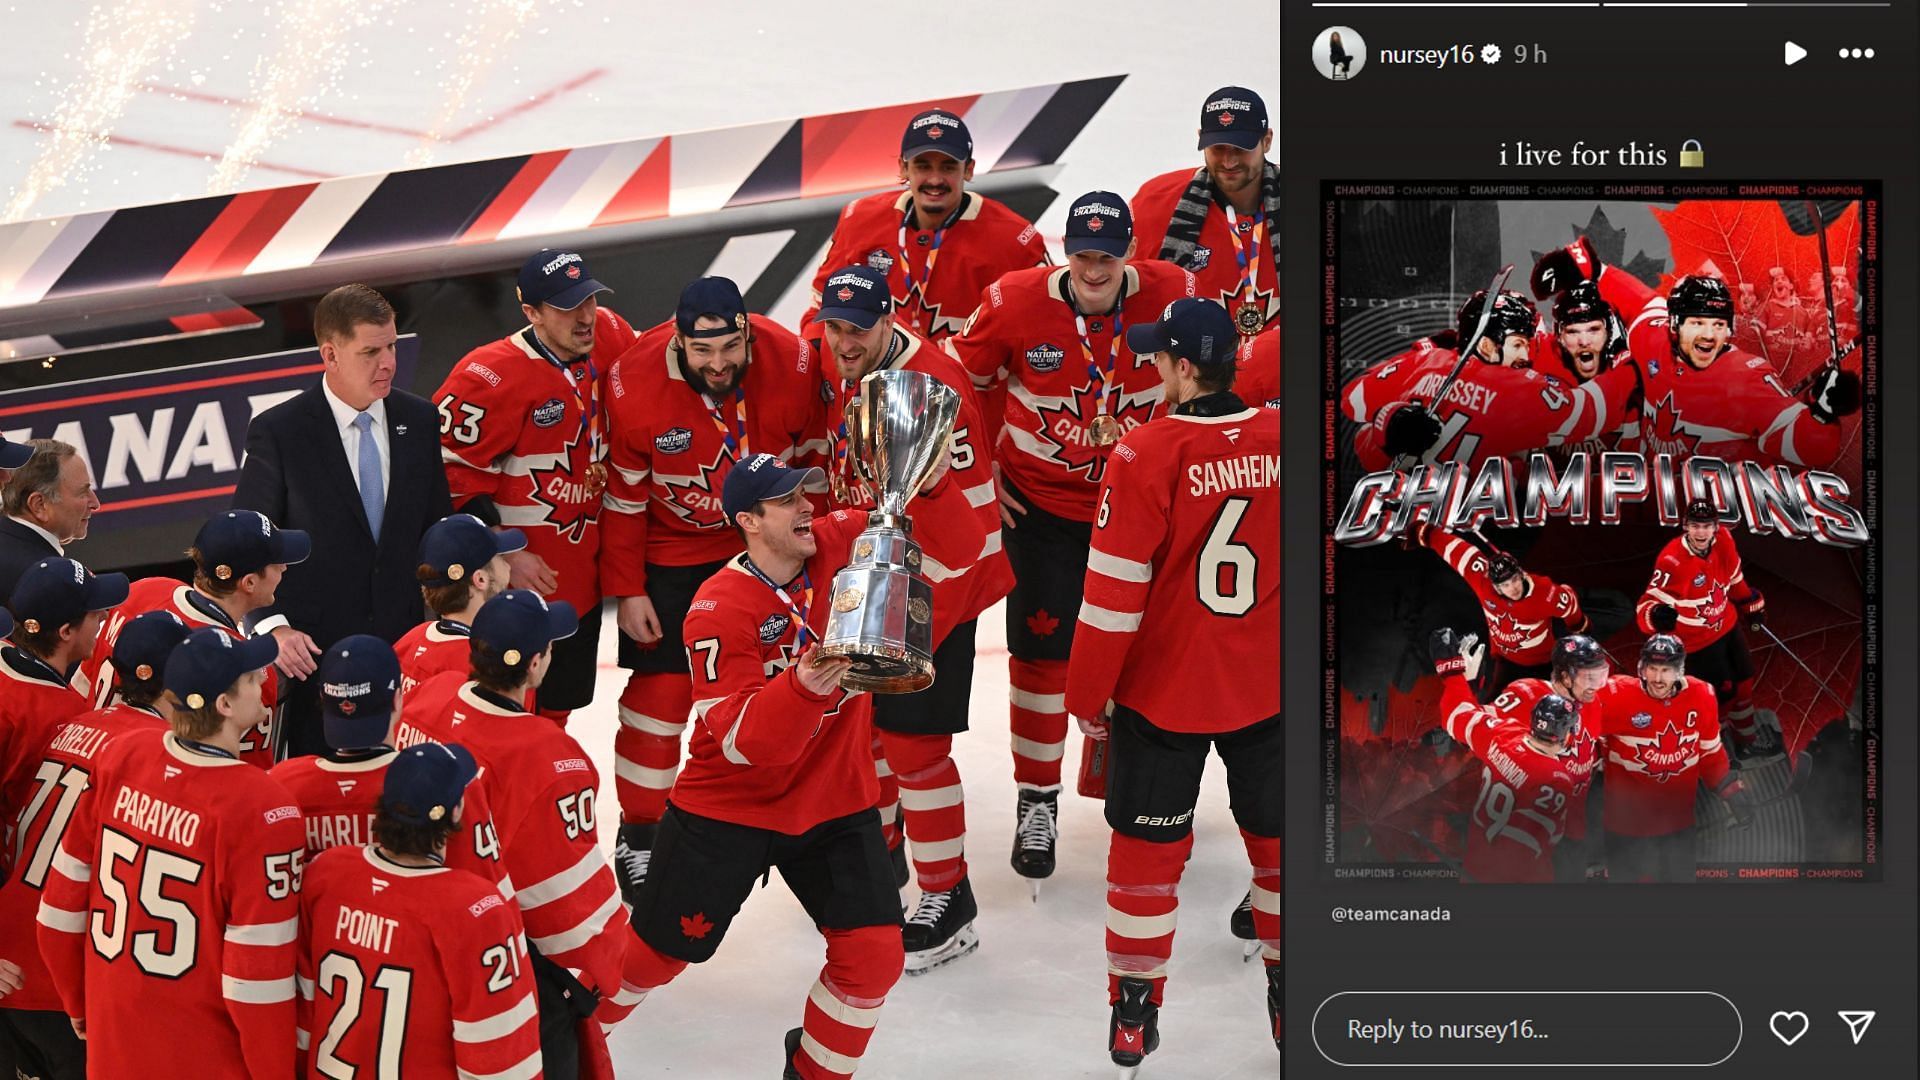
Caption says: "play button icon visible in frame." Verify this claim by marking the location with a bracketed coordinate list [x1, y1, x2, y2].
[1785, 40, 1808, 66]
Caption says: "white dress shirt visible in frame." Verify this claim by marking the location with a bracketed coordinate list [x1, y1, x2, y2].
[6, 514, 64, 554]
[321, 377, 391, 502]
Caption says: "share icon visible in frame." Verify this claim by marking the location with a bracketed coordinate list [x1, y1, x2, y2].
[1838, 1010, 1876, 1046]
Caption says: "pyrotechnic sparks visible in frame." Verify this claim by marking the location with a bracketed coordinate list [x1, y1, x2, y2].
[207, 0, 380, 194]
[404, 0, 538, 168]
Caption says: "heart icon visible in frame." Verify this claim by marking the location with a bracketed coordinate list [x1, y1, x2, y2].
[1770, 1010, 1810, 1046]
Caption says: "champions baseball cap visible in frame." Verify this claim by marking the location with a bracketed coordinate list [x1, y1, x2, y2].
[7, 558, 129, 636]
[419, 514, 525, 588]
[111, 610, 192, 687]
[163, 627, 279, 711]
[320, 635, 402, 750]
[723, 452, 825, 522]
[1063, 191, 1133, 258]
[381, 742, 480, 827]
[517, 249, 612, 311]
[0, 434, 31, 470]
[194, 510, 311, 582]
[1125, 298, 1239, 367]
[1197, 86, 1269, 151]
[815, 265, 892, 330]
[471, 589, 578, 668]
[900, 108, 973, 162]
[675, 277, 751, 339]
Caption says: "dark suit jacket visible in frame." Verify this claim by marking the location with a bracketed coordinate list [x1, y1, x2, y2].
[233, 383, 452, 650]
[0, 516, 62, 604]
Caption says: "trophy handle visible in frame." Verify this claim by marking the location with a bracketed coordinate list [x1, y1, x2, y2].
[844, 396, 880, 488]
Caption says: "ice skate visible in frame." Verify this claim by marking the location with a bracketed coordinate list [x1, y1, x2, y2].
[782, 1026, 803, 1079]
[1230, 889, 1260, 960]
[902, 875, 980, 974]
[1109, 976, 1160, 1077]
[1265, 965, 1282, 1051]
[613, 821, 656, 910]
[1011, 785, 1059, 900]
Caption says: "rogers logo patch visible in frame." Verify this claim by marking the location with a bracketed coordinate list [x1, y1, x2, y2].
[469, 893, 505, 917]
[553, 758, 590, 774]
[468, 363, 503, 388]
[691, 599, 717, 612]
[655, 427, 694, 454]
[264, 805, 301, 825]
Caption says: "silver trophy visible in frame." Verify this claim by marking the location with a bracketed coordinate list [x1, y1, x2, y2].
[818, 368, 961, 693]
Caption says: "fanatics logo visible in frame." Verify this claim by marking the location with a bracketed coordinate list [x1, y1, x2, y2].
[655, 427, 694, 455]
[531, 398, 567, 427]
[336, 780, 357, 795]
[759, 613, 793, 643]
[371, 877, 389, 895]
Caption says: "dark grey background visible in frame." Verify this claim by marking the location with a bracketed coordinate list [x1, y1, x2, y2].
[1280, 2, 1917, 1076]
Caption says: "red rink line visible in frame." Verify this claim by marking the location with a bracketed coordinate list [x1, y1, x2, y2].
[7, 121, 327, 178]
[445, 69, 607, 141]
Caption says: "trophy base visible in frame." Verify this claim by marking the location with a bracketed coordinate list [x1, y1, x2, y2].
[816, 641, 934, 694]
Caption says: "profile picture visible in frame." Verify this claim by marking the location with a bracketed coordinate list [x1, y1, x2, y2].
[1313, 26, 1366, 81]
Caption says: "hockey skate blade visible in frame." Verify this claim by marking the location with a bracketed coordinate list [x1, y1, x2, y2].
[1243, 940, 1262, 963]
[903, 923, 980, 975]
[1115, 1067, 1142, 1080]
[1029, 879, 1043, 902]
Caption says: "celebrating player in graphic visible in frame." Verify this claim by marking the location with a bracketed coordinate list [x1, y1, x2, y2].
[1406, 522, 1589, 698]
[1066, 298, 1281, 1073]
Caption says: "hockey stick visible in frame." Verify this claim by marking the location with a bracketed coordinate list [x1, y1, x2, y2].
[1789, 199, 1856, 396]
[1390, 264, 1515, 470]
[1754, 623, 1859, 725]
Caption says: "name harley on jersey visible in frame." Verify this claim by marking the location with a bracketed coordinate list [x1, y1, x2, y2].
[1335, 452, 1867, 548]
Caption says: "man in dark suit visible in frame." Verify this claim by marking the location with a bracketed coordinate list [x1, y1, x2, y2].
[233, 284, 452, 757]
[1, 438, 100, 600]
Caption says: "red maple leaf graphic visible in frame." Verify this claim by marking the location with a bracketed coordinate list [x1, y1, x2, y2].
[1026, 608, 1059, 638]
[1030, 380, 1155, 485]
[680, 912, 714, 939]
[654, 445, 733, 529]
[1632, 720, 1693, 783]
[526, 427, 600, 544]
[1636, 391, 1707, 464]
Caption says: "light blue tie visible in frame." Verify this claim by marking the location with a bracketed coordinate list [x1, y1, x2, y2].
[353, 412, 384, 541]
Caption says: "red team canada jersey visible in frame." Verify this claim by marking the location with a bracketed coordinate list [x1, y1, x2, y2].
[1634, 527, 1753, 652]
[1440, 674, 1597, 883]
[678, 485, 984, 833]
[1590, 674, 1727, 837]
[1422, 526, 1584, 666]
[84, 576, 278, 766]
[396, 618, 476, 693]
[392, 678, 627, 1002]
[38, 728, 306, 1079]
[1066, 404, 1280, 731]
[949, 263, 1197, 520]
[1487, 676, 1600, 842]
[1597, 268, 1841, 468]
[825, 328, 1012, 640]
[268, 749, 509, 890]
[804, 191, 1048, 341]
[1236, 325, 1281, 409]
[435, 308, 640, 611]
[600, 314, 827, 595]
[1130, 166, 1281, 333]
[1342, 341, 1638, 472]
[298, 846, 540, 1080]
[0, 662, 109, 1011]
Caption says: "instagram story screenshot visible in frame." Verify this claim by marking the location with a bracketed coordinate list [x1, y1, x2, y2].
[1276, 2, 1918, 1077]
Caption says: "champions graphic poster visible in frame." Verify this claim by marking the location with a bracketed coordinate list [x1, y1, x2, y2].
[1318, 184, 1880, 882]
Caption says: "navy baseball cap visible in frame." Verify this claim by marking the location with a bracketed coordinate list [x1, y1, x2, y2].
[194, 510, 311, 582]
[111, 610, 192, 686]
[1197, 86, 1269, 151]
[1126, 298, 1240, 367]
[1, 435, 31, 470]
[900, 108, 972, 162]
[380, 742, 480, 826]
[1064, 191, 1133, 258]
[8, 558, 129, 635]
[163, 627, 278, 711]
[419, 514, 524, 588]
[471, 589, 578, 667]
[815, 265, 893, 330]
[675, 277, 750, 338]
[722, 452, 825, 522]
[517, 249, 612, 311]
[320, 635, 402, 750]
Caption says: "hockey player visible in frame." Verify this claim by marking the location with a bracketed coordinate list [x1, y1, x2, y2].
[1480, 633, 1609, 881]
[1533, 282, 1624, 385]
[620, 453, 983, 1080]
[1343, 289, 1639, 471]
[1, 558, 126, 1077]
[1236, 322, 1280, 409]
[1589, 635, 1753, 882]
[81, 509, 310, 765]
[395, 589, 632, 1072]
[1131, 86, 1280, 335]
[814, 263, 1007, 967]
[74, 610, 190, 732]
[37, 628, 306, 1079]
[395, 513, 523, 693]
[1065, 297, 1281, 1072]
[298, 742, 541, 1079]
[802, 109, 1048, 341]
[1531, 237, 1859, 467]
[435, 249, 641, 723]
[1406, 522, 1589, 697]
[600, 276, 828, 905]
[1635, 500, 1772, 755]
[947, 192, 1196, 893]
[1430, 629, 1598, 884]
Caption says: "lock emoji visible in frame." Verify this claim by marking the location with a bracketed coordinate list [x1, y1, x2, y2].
[1679, 139, 1705, 168]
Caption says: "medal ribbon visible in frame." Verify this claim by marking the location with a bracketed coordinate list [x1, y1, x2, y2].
[523, 328, 603, 477]
[702, 386, 750, 462]
[1070, 281, 1126, 427]
[742, 559, 818, 648]
[897, 201, 963, 332]
[1224, 205, 1267, 327]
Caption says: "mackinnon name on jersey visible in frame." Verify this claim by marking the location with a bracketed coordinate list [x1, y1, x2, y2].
[1334, 452, 1868, 549]
[1188, 453, 1281, 497]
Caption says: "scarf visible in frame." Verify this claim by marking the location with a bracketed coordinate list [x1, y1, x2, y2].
[1157, 161, 1281, 275]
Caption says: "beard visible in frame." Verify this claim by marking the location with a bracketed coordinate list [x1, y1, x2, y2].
[677, 351, 747, 398]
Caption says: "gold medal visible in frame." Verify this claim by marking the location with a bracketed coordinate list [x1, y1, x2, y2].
[586, 462, 609, 496]
[1089, 414, 1121, 447]
[1236, 303, 1266, 336]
